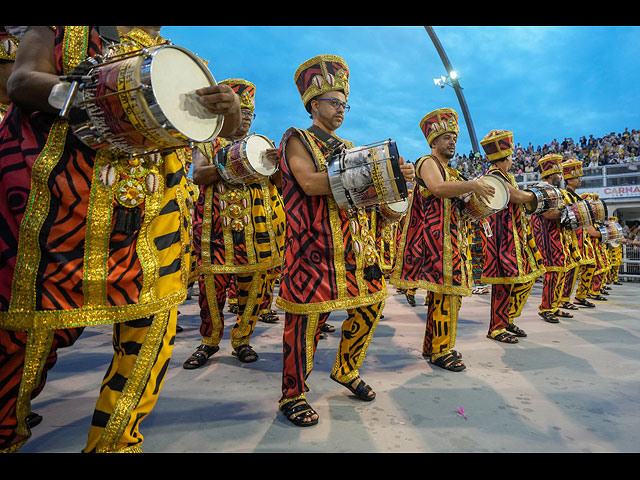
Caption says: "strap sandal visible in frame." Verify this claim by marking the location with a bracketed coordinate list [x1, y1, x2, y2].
[424, 349, 461, 359]
[600, 289, 610, 295]
[539, 311, 559, 323]
[330, 375, 376, 401]
[259, 311, 279, 323]
[430, 352, 466, 372]
[506, 323, 527, 337]
[228, 304, 238, 313]
[233, 344, 259, 363]
[183, 344, 219, 369]
[319, 323, 335, 333]
[280, 399, 319, 427]
[554, 309, 573, 318]
[487, 331, 519, 343]
[588, 294, 608, 301]
[561, 302, 579, 310]
[574, 298, 595, 308]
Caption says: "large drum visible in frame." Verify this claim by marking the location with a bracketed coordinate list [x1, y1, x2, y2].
[523, 182, 564, 215]
[328, 139, 408, 210]
[379, 198, 409, 223]
[216, 134, 277, 185]
[587, 199, 608, 224]
[599, 221, 624, 247]
[70, 44, 223, 156]
[460, 173, 510, 221]
[561, 200, 593, 230]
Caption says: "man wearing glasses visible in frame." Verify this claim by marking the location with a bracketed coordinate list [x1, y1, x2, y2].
[183, 78, 286, 369]
[276, 54, 414, 427]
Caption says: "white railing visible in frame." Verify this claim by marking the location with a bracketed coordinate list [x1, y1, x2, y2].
[514, 162, 640, 189]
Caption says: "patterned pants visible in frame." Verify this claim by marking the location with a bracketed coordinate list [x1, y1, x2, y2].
[539, 271, 565, 313]
[84, 308, 177, 452]
[280, 301, 383, 403]
[0, 308, 176, 453]
[0, 327, 84, 452]
[488, 281, 535, 335]
[423, 292, 461, 360]
[560, 267, 579, 303]
[198, 271, 268, 350]
[575, 263, 596, 300]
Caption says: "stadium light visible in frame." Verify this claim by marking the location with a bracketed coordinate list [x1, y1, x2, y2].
[424, 26, 480, 155]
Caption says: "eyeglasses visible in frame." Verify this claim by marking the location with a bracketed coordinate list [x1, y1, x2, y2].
[315, 98, 350, 112]
[241, 110, 256, 119]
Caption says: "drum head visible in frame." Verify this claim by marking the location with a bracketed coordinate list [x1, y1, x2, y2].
[150, 46, 223, 142]
[484, 175, 509, 209]
[245, 135, 276, 176]
[387, 198, 409, 213]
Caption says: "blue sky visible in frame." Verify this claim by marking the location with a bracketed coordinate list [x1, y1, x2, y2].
[162, 26, 640, 163]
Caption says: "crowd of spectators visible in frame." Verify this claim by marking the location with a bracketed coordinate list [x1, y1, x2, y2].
[622, 221, 640, 247]
[450, 127, 640, 178]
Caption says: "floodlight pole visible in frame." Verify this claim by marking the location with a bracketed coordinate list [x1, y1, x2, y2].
[424, 26, 481, 155]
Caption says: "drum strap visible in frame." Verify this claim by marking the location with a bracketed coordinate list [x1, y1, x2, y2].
[306, 125, 346, 154]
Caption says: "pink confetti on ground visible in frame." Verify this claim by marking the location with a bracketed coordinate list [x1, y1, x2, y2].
[457, 407, 468, 420]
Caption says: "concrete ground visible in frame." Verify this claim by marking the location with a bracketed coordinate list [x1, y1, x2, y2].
[17, 280, 640, 453]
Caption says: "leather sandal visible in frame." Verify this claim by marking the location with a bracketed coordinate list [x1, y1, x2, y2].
[183, 344, 219, 369]
[561, 302, 579, 310]
[319, 323, 335, 333]
[430, 352, 466, 372]
[487, 331, 519, 343]
[574, 298, 595, 308]
[554, 309, 573, 318]
[280, 399, 318, 427]
[539, 311, 559, 323]
[506, 323, 527, 337]
[330, 375, 376, 401]
[233, 344, 259, 363]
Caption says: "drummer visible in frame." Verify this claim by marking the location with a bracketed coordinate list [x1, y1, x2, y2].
[572, 191, 605, 305]
[276, 54, 414, 427]
[477, 130, 545, 343]
[605, 216, 625, 286]
[183, 78, 285, 369]
[391, 108, 494, 372]
[529, 154, 572, 323]
[0, 26, 241, 453]
[557, 159, 592, 310]
[582, 193, 610, 302]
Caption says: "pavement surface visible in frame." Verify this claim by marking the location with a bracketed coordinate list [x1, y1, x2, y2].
[17, 280, 640, 453]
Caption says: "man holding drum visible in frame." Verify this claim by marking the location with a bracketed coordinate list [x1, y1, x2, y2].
[557, 159, 594, 309]
[183, 78, 285, 368]
[0, 26, 241, 453]
[477, 130, 545, 343]
[277, 54, 414, 426]
[391, 108, 494, 371]
[530, 155, 572, 323]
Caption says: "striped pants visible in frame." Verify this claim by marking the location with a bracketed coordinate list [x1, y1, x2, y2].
[280, 301, 383, 404]
[198, 271, 268, 350]
[560, 267, 579, 303]
[488, 281, 535, 336]
[539, 271, 565, 313]
[0, 308, 176, 453]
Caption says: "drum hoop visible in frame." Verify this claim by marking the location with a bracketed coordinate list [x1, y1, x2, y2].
[146, 45, 223, 144]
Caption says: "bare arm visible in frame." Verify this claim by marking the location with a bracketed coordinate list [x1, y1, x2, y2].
[506, 183, 535, 204]
[286, 135, 332, 196]
[420, 157, 494, 200]
[192, 147, 221, 186]
[6, 26, 59, 113]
